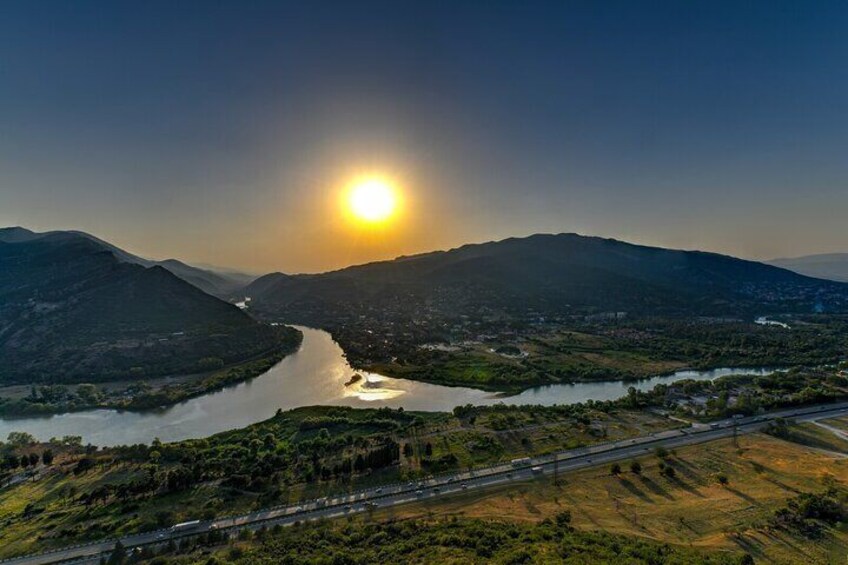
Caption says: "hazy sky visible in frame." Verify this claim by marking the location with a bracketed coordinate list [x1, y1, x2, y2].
[2, 1, 847, 273]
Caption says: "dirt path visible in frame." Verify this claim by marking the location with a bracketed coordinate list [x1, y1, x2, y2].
[812, 420, 848, 443]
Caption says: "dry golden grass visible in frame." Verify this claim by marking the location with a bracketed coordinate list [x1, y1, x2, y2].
[375, 433, 848, 564]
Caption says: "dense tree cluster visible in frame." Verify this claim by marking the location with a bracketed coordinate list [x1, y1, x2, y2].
[770, 489, 848, 539]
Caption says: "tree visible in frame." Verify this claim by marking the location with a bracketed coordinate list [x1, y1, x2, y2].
[107, 540, 126, 565]
[629, 460, 642, 475]
[403, 443, 414, 458]
[7, 431, 36, 447]
[5, 454, 19, 469]
[716, 472, 729, 486]
[76, 384, 102, 404]
[555, 510, 572, 528]
[654, 446, 668, 459]
[156, 510, 175, 527]
[662, 466, 676, 479]
[610, 463, 621, 476]
[354, 454, 366, 473]
[29, 453, 39, 466]
[42, 450, 54, 466]
[425, 442, 433, 457]
[73, 457, 96, 475]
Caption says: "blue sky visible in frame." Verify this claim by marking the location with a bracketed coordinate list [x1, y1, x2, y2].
[2, 1, 847, 272]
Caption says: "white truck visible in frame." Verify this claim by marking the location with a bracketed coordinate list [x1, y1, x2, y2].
[170, 520, 202, 533]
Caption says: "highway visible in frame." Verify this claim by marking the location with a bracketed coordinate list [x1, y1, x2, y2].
[6, 401, 848, 565]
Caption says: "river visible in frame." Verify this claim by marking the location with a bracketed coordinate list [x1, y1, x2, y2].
[0, 327, 777, 446]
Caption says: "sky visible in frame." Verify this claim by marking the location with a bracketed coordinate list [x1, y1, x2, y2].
[2, 1, 847, 274]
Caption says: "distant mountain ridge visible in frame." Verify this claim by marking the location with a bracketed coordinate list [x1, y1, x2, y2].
[0, 229, 286, 385]
[247, 233, 848, 324]
[768, 253, 848, 283]
[0, 227, 253, 298]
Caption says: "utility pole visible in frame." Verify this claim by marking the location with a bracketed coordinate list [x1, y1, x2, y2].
[732, 419, 738, 447]
[554, 453, 559, 484]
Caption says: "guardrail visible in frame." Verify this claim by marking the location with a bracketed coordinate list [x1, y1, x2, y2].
[4, 401, 848, 564]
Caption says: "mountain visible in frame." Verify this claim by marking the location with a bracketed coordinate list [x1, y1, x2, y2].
[0, 227, 253, 298]
[768, 253, 848, 283]
[153, 258, 253, 299]
[0, 226, 43, 243]
[246, 233, 848, 325]
[0, 229, 288, 385]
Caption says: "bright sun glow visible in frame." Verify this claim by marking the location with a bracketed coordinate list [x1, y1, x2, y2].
[347, 178, 397, 223]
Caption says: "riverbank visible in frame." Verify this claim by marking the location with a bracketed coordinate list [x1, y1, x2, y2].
[0, 327, 302, 418]
[360, 352, 789, 395]
[332, 316, 848, 393]
[0, 327, 796, 447]
[2, 375, 848, 559]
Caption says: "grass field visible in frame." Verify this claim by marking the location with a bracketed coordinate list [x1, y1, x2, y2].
[0, 406, 678, 558]
[4, 419, 847, 562]
[778, 421, 848, 454]
[373, 432, 848, 564]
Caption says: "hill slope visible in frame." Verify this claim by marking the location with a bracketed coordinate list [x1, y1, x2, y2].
[247, 233, 848, 323]
[768, 253, 848, 283]
[0, 231, 290, 385]
[0, 227, 253, 298]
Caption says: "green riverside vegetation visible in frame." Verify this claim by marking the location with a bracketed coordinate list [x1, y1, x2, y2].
[146, 514, 751, 564]
[1, 363, 847, 558]
[0, 329, 301, 417]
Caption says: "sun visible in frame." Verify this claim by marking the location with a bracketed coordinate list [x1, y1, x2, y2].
[347, 178, 397, 223]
